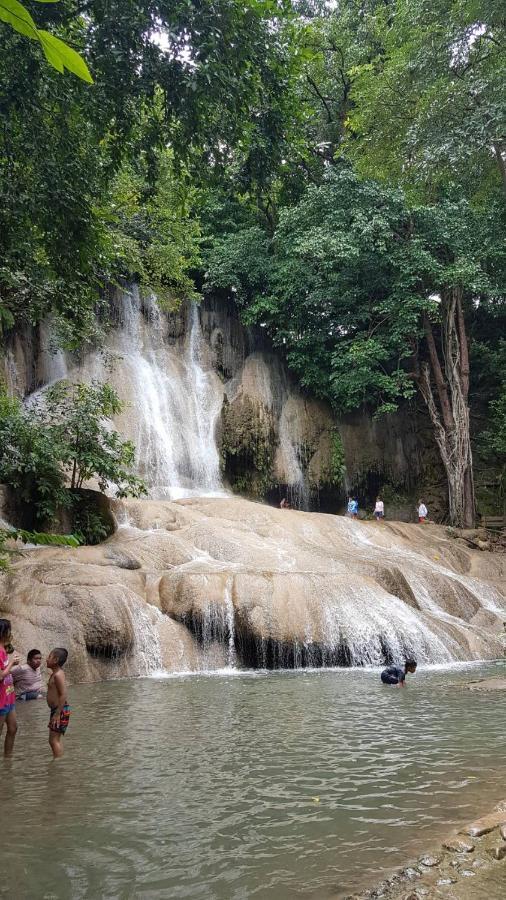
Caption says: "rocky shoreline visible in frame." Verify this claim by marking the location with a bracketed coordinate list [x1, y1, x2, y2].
[346, 797, 506, 900]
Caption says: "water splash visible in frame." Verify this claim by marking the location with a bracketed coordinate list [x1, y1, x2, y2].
[124, 596, 164, 676]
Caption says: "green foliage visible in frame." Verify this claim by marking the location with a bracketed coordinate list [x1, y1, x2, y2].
[35, 380, 147, 498]
[481, 388, 506, 500]
[206, 168, 502, 417]
[71, 505, 111, 546]
[380, 484, 411, 508]
[103, 151, 201, 306]
[1, 0, 505, 519]
[344, 0, 506, 199]
[0, 392, 69, 521]
[325, 429, 346, 487]
[0, 381, 146, 528]
[0, 527, 79, 570]
[0, 0, 93, 82]
[0, 0, 297, 341]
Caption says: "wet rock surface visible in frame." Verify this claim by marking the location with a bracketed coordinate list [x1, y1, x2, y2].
[442, 837, 475, 853]
[419, 857, 441, 868]
[463, 811, 506, 837]
[466, 677, 506, 692]
[1, 496, 506, 682]
[348, 798, 506, 900]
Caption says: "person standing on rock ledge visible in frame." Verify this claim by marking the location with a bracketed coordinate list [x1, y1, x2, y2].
[381, 659, 417, 686]
[374, 497, 385, 521]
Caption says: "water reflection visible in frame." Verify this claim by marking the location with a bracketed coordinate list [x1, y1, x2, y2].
[2, 663, 506, 899]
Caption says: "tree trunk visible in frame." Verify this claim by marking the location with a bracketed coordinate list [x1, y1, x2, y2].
[493, 142, 506, 196]
[418, 289, 475, 528]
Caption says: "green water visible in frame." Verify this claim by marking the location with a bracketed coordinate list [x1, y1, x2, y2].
[2, 663, 506, 899]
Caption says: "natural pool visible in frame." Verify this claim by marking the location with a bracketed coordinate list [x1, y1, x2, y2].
[3, 662, 506, 900]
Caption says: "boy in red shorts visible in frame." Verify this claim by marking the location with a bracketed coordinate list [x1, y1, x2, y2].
[46, 648, 70, 758]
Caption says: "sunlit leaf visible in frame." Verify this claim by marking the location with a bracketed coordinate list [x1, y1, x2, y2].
[37, 30, 94, 83]
[0, 0, 38, 41]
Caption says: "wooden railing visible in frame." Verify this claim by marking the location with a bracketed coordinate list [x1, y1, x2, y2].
[479, 515, 506, 531]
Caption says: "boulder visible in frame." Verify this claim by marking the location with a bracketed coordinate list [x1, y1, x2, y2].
[461, 811, 506, 837]
[442, 837, 475, 853]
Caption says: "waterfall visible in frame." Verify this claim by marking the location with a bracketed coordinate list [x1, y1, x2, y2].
[278, 407, 310, 510]
[125, 596, 164, 676]
[223, 578, 237, 668]
[29, 289, 226, 500]
[108, 289, 224, 498]
[183, 579, 238, 671]
[38, 320, 69, 385]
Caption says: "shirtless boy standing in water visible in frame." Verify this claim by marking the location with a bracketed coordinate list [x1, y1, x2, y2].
[46, 648, 70, 758]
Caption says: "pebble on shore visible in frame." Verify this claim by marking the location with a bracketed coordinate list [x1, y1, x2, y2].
[353, 797, 506, 900]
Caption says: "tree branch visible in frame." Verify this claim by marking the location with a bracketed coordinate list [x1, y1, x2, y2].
[305, 74, 334, 124]
[424, 315, 453, 433]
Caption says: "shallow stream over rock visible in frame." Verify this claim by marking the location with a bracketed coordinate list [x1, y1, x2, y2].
[3, 662, 506, 899]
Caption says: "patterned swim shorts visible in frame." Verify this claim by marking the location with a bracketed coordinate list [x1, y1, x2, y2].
[48, 703, 71, 734]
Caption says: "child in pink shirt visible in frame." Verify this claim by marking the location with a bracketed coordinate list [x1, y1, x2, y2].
[0, 618, 20, 757]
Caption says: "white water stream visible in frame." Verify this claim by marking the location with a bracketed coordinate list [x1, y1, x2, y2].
[37, 289, 226, 499]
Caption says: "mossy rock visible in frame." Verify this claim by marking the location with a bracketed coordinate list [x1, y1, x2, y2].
[218, 396, 276, 499]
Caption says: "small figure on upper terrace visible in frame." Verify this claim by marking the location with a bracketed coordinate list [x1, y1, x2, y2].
[347, 497, 359, 518]
[418, 500, 428, 523]
[280, 497, 291, 510]
[374, 497, 384, 521]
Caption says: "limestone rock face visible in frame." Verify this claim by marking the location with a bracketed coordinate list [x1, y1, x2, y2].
[1, 497, 505, 683]
[2, 292, 449, 514]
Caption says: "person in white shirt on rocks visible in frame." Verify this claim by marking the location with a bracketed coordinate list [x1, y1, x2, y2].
[374, 497, 384, 521]
[418, 500, 428, 523]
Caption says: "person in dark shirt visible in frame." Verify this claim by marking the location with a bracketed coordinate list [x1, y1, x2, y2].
[381, 658, 417, 686]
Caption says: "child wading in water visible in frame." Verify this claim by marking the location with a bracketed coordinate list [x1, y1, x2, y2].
[0, 618, 20, 757]
[46, 648, 70, 758]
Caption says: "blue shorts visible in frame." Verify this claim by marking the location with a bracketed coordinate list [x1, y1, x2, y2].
[17, 691, 41, 701]
[0, 702, 15, 717]
[381, 672, 400, 685]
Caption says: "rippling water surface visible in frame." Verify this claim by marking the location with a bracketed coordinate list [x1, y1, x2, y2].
[3, 663, 506, 899]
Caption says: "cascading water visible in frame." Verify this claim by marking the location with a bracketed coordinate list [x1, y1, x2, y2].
[124, 596, 164, 676]
[278, 402, 311, 511]
[38, 320, 69, 385]
[110, 289, 224, 497]
[36, 288, 226, 499]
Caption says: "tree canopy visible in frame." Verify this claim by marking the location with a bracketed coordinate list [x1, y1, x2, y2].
[1, 0, 505, 526]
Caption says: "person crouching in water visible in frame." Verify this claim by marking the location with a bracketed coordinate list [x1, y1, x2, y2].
[0, 618, 20, 757]
[381, 658, 417, 687]
[12, 648, 44, 701]
[46, 648, 70, 758]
